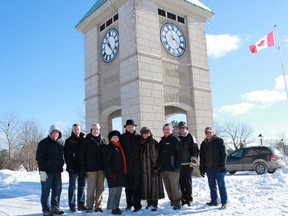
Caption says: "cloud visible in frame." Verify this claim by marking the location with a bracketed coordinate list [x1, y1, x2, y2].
[206, 34, 241, 59]
[218, 75, 288, 116]
[274, 74, 288, 91]
[219, 103, 255, 116]
[242, 89, 286, 103]
[242, 75, 288, 103]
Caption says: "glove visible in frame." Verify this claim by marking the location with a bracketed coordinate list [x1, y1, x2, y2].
[190, 160, 197, 167]
[40, 171, 48, 182]
[219, 166, 227, 173]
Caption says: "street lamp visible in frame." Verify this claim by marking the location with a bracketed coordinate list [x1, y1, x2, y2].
[258, 134, 263, 146]
[280, 139, 287, 165]
[280, 139, 285, 155]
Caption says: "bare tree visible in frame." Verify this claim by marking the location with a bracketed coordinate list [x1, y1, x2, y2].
[17, 120, 44, 171]
[169, 120, 179, 135]
[62, 126, 72, 141]
[217, 118, 254, 150]
[0, 149, 9, 169]
[0, 113, 20, 159]
[77, 108, 86, 133]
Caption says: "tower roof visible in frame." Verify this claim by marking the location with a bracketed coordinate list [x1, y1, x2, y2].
[184, 0, 211, 12]
[77, 0, 107, 26]
[77, 0, 211, 27]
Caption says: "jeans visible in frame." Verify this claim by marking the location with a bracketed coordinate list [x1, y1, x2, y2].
[68, 171, 86, 208]
[41, 173, 62, 212]
[107, 187, 122, 210]
[207, 168, 228, 205]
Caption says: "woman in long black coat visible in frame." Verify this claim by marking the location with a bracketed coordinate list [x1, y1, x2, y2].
[140, 127, 164, 211]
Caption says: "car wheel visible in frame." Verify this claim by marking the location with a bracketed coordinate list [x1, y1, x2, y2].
[229, 171, 236, 175]
[255, 163, 267, 175]
[268, 169, 276, 174]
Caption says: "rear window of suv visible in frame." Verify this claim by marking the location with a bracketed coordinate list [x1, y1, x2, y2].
[244, 147, 271, 156]
[269, 146, 282, 155]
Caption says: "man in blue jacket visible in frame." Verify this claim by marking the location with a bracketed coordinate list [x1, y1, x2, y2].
[200, 126, 228, 209]
[36, 124, 64, 216]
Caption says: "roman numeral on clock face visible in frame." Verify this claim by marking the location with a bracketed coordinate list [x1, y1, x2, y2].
[101, 28, 120, 63]
[160, 22, 186, 57]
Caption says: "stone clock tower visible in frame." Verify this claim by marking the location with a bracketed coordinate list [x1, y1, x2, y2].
[76, 0, 213, 141]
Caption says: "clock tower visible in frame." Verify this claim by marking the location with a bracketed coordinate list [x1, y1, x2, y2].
[76, 0, 213, 141]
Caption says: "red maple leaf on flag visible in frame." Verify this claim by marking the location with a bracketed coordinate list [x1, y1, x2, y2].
[249, 31, 274, 53]
[257, 40, 265, 47]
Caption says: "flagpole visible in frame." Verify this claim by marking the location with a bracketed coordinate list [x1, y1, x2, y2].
[274, 25, 288, 100]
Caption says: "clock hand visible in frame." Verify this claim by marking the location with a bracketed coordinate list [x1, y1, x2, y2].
[170, 30, 180, 47]
[106, 40, 113, 52]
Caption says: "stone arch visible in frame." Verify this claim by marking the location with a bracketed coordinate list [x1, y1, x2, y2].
[164, 102, 193, 119]
[100, 107, 121, 138]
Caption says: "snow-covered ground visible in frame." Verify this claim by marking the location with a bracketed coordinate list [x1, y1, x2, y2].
[1, 167, 288, 216]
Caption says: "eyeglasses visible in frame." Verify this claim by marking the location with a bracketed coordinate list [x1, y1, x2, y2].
[205, 131, 212, 134]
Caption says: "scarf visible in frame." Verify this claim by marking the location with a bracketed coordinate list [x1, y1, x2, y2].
[111, 141, 128, 175]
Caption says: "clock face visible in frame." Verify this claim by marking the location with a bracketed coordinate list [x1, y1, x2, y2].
[101, 28, 119, 63]
[160, 23, 186, 57]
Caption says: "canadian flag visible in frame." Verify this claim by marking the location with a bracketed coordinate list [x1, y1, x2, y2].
[249, 31, 275, 53]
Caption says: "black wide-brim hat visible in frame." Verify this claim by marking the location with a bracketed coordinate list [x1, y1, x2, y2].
[124, 119, 137, 128]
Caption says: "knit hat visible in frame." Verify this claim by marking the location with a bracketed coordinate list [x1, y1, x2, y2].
[108, 130, 121, 141]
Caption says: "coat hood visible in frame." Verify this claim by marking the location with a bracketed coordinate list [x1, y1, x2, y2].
[48, 124, 62, 139]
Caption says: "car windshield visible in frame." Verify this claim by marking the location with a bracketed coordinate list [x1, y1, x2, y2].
[229, 149, 243, 158]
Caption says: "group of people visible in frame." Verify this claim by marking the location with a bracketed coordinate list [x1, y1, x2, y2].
[36, 119, 228, 216]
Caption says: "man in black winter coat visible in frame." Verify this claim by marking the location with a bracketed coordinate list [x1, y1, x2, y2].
[200, 126, 228, 209]
[64, 123, 86, 212]
[178, 121, 199, 206]
[79, 123, 106, 212]
[36, 124, 65, 216]
[120, 119, 142, 212]
[159, 123, 182, 210]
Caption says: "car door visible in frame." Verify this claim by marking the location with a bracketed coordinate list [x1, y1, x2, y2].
[242, 148, 256, 170]
[227, 149, 244, 171]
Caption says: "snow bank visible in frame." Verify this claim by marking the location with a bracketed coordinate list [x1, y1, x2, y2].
[0, 167, 288, 215]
